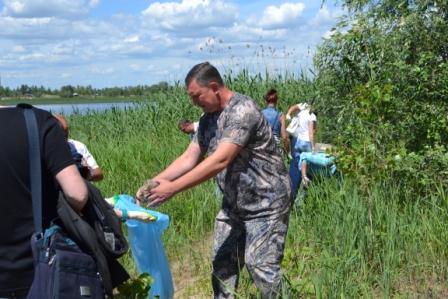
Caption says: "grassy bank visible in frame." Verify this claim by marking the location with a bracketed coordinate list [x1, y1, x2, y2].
[66, 86, 447, 297]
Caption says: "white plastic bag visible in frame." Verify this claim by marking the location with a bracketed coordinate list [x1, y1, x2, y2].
[286, 116, 300, 136]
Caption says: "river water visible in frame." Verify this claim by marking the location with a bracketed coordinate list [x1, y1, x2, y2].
[33, 102, 140, 115]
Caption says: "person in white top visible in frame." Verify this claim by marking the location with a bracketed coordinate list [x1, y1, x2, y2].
[68, 139, 102, 175]
[286, 102, 317, 200]
[54, 114, 104, 182]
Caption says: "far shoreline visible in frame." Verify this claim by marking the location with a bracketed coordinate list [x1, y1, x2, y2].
[0, 95, 143, 106]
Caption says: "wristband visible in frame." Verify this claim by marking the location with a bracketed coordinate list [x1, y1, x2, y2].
[113, 194, 120, 206]
[120, 209, 128, 223]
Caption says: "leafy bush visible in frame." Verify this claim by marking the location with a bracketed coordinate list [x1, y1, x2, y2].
[116, 272, 152, 299]
[315, 0, 448, 194]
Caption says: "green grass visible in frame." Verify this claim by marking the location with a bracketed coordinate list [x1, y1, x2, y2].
[64, 81, 447, 298]
[283, 179, 448, 298]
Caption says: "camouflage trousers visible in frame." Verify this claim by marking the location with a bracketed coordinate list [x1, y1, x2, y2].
[212, 209, 290, 299]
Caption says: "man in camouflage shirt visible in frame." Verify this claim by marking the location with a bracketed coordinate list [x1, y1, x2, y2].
[137, 62, 291, 298]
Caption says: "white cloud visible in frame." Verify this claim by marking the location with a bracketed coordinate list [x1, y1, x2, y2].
[1, 0, 99, 19]
[51, 43, 78, 56]
[124, 35, 140, 43]
[322, 30, 334, 39]
[310, 5, 343, 27]
[224, 24, 287, 42]
[129, 63, 156, 72]
[256, 2, 305, 29]
[12, 45, 26, 53]
[18, 52, 46, 62]
[306, 5, 345, 40]
[0, 16, 115, 42]
[0, 1, 343, 88]
[88, 0, 100, 8]
[142, 0, 238, 32]
[90, 66, 115, 75]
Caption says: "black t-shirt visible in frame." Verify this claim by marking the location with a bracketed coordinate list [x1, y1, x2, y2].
[0, 106, 74, 297]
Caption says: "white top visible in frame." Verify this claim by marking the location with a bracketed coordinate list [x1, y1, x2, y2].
[193, 121, 199, 133]
[68, 139, 99, 169]
[295, 109, 316, 141]
[296, 103, 309, 111]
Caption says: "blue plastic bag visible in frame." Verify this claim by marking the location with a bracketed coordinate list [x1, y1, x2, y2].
[114, 195, 174, 299]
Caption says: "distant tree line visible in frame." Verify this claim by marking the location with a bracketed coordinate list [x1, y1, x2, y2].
[0, 81, 170, 98]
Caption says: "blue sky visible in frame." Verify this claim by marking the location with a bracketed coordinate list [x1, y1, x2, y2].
[0, 0, 343, 89]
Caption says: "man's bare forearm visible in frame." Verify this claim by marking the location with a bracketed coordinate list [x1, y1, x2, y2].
[154, 143, 203, 181]
[171, 143, 240, 192]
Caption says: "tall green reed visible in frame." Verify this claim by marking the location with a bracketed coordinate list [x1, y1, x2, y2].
[68, 100, 219, 257]
[283, 178, 448, 298]
[64, 72, 447, 297]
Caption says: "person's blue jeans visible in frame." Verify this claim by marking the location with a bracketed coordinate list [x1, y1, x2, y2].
[289, 137, 312, 201]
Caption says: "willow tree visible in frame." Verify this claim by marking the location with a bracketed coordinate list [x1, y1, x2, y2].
[315, 0, 448, 192]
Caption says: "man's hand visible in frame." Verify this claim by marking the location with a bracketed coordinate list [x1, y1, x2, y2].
[136, 179, 160, 204]
[302, 176, 311, 187]
[147, 179, 178, 207]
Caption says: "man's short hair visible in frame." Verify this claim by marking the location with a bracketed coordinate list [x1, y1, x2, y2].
[185, 62, 224, 87]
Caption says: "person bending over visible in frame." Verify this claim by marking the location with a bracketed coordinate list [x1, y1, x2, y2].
[54, 114, 104, 181]
[300, 148, 337, 187]
[137, 62, 291, 298]
[286, 102, 317, 200]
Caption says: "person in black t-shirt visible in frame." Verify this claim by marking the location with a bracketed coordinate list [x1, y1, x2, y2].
[0, 105, 88, 298]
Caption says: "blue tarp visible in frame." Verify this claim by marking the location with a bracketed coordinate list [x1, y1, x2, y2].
[114, 195, 174, 299]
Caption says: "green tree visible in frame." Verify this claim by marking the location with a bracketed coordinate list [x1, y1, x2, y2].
[19, 84, 31, 96]
[60, 85, 75, 98]
[315, 0, 448, 192]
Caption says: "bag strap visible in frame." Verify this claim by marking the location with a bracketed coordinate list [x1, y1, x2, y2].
[272, 110, 281, 132]
[21, 105, 43, 234]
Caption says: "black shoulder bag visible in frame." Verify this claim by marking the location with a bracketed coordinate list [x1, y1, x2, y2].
[57, 180, 130, 294]
[23, 106, 106, 299]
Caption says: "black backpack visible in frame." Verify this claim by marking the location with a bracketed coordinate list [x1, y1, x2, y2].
[57, 180, 130, 295]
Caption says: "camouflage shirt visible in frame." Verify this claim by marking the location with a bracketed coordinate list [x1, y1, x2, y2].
[193, 92, 291, 219]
